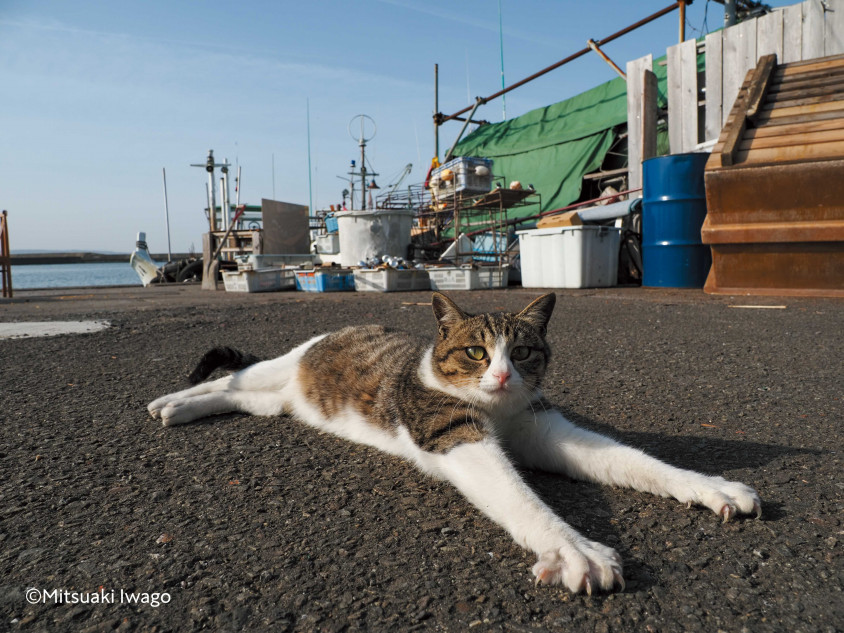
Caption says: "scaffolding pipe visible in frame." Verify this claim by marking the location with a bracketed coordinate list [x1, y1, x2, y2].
[444, 98, 483, 162]
[434, 64, 439, 160]
[438, 1, 682, 125]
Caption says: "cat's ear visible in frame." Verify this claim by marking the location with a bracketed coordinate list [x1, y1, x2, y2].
[517, 293, 556, 336]
[431, 292, 467, 337]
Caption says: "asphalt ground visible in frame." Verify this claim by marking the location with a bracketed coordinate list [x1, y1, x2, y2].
[1, 284, 841, 632]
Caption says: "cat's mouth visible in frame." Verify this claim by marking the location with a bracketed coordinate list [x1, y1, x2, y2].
[481, 381, 519, 399]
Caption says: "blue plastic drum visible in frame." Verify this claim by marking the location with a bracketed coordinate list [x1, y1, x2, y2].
[642, 153, 712, 288]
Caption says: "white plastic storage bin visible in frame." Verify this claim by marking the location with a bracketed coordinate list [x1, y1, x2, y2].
[222, 267, 297, 293]
[427, 265, 509, 290]
[315, 233, 340, 254]
[517, 226, 621, 288]
[353, 268, 431, 292]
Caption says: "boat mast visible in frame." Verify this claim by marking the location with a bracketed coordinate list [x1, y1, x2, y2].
[307, 98, 314, 218]
[162, 167, 172, 262]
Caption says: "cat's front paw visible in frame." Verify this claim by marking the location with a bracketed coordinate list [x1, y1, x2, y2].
[148, 394, 172, 420]
[532, 540, 623, 595]
[688, 477, 762, 523]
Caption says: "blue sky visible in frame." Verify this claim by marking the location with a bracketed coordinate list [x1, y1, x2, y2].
[2, 0, 794, 253]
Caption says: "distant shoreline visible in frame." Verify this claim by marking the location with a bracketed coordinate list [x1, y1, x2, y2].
[11, 252, 194, 265]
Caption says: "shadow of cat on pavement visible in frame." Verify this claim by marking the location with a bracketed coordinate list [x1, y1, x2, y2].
[512, 405, 815, 593]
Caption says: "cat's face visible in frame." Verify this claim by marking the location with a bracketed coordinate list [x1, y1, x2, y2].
[430, 293, 555, 408]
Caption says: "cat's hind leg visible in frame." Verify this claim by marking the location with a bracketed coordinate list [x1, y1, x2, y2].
[149, 333, 328, 423]
[505, 408, 761, 522]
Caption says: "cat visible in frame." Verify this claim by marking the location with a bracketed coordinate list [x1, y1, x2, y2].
[147, 292, 762, 594]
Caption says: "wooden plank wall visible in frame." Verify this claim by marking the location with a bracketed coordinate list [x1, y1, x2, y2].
[667, 39, 701, 154]
[668, 0, 843, 151]
[626, 54, 654, 192]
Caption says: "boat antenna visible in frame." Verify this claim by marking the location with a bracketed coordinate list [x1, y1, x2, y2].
[348, 114, 376, 209]
[190, 149, 229, 233]
[162, 167, 172, 262]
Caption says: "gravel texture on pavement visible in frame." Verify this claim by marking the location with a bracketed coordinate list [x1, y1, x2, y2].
[1, 286, 841, 632]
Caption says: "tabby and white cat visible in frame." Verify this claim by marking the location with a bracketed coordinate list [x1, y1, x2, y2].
[148, 292, 761, 594]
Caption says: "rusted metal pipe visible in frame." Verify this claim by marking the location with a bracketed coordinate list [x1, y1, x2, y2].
[587, 39, 626, 79]
[438, 2, 681, 125]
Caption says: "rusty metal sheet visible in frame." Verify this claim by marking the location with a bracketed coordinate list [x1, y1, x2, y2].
[704, 243, 844, 297]
[704, 159, 844, 224]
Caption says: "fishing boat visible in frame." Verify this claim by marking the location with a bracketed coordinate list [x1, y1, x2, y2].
[130, 232, 203, 286]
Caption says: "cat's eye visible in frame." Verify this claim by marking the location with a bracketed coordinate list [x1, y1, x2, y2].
[511, 346, 532, 361]
[465, 346, 487, 361]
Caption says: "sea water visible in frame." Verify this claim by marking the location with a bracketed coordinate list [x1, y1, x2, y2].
[12, 262, 144, 289]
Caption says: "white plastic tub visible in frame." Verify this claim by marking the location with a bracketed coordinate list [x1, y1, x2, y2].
[222, 267, 297, 293]
[427, 265, 509, 290]
[335, 209, 414, 267]
[517, 226, 621, 288]
[353, 268, 431, 292]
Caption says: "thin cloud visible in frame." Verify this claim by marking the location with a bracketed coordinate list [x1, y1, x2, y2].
[373, 0, 560, 48]
[0, 15, 428, 94]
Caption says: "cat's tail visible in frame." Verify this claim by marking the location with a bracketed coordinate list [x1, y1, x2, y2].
[188, 347, 262, 384]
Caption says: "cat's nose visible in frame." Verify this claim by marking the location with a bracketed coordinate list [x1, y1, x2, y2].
[493, 369, 510, 386]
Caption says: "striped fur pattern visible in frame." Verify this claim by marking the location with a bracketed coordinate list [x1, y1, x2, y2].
[297, 292, 552, 453]
[148, 292, 762, 595]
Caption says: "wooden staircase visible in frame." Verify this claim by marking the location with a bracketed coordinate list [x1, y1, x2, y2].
[702, 53, 844, 297]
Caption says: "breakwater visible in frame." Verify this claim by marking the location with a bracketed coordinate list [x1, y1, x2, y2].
[11, 252, 194, 265]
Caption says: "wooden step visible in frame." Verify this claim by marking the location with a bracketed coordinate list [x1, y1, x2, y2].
[733, 139, 844, 165]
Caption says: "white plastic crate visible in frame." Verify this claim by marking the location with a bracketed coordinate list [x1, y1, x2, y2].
[222, 267, 297, 293]
[353, 268, 431, 292]
[517, 226, 621, 288]
[431, 156, 493, 196]
[315, 233, 340, 254]
[427, 265, 509, 291]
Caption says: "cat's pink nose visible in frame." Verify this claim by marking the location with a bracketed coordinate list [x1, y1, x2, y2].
[493, 370, 510, 386]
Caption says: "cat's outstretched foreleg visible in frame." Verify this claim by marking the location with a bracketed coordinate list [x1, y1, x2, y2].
[506, 409, 762, 522]
[430, 438, 623, 594]
[148, 375, 234, 420]
[155, 390, 288, 426]
[147, 359, 295, 426]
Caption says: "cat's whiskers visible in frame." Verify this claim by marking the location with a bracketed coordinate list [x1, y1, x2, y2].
[522, 393, 539, 428]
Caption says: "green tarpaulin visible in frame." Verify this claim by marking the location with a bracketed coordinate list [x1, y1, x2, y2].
[452, 55, 674, 217]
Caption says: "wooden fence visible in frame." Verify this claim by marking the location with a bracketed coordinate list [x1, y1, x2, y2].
[627, 0, 844, 185]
